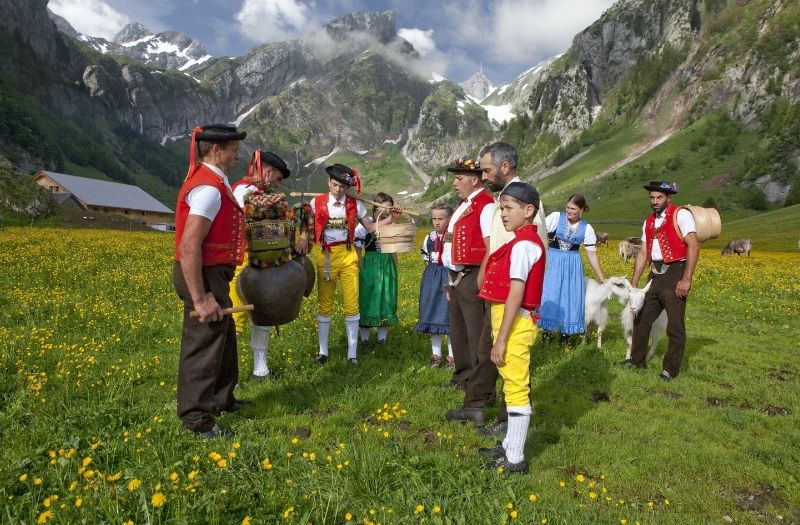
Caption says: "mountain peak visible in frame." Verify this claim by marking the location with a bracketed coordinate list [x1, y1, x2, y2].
[324, 11, 396, 43]
[460, 71, 494, 101]
[113, 22, 153, 44]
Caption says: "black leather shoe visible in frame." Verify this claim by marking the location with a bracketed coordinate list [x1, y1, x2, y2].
[477, 420, 508, 437]
[316, 354, 328, 364]
[659, 370, 673, 382]
[347, 358, 358, 365]
[222, 399, 254, 413]
[485, 456, 528, 474]
[478, 442, 505, 459]
[445, 407, 485, 428]
[194, 424, 234, 439]
[250, 371, 278, 381]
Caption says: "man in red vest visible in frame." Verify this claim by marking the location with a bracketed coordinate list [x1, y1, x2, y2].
[625, 181, 699, 381]
[439, 157, 495, 389]
[173, 124, 248, 439]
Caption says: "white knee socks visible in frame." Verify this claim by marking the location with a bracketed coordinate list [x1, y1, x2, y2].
[317, 315, 331, 356]
[376, 326, 387, 342]
[359, 327, 371, 342]
[503, 405, 532, 464]
[431, 334, 442, 357]
[345, 315, 360, 360]
[447, 338, 452, 357]
[250, 325, 271, 376]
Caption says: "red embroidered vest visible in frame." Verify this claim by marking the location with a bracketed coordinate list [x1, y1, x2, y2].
[478, 224, 545, 310]
[451, 190, 494, 266]
[174, 165, 245, 266]
[645, 204, 688, 264]
[314, 194, 357, 247]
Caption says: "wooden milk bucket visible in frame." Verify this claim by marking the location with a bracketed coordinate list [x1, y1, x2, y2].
[681, 205, 722, 243]
[377, 219, 416, 254]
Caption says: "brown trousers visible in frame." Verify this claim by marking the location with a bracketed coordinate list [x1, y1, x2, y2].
[631, 261, 687, 377]
[448, 268, 485, 387]
[463, 305, 506, 420]
[173, 262, 239, 432]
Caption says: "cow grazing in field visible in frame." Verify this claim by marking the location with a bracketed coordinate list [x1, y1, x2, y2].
[583, 276, 627, 349]
[595, 232, 609, 247]
[721, 238, 752, 256]
[609, 278, 667, 361]
[618, 240, 641, 262]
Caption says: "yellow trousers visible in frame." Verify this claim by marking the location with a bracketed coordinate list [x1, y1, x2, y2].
[317, 245, 360, 317]
[490, 303, 538, 407]
[230, 254, 250, 333]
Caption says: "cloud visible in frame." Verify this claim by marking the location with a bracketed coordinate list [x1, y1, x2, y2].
[489, 0, 616, 62]
[48, 0, 130, 39]
[235, 0, 313, 43]
[397, 28, 436, 56]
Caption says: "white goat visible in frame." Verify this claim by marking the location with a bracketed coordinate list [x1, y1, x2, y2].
[609, 278, 667, 361]
[582, 277, 626, 349]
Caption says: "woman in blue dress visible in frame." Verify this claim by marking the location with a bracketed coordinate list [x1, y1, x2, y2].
[537, 194, 605, 341]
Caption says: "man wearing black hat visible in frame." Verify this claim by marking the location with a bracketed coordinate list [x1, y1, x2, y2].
[173, 124, 248, 438]
[439, 157, 496, 389]
[230, 150, 302, 380]
[625, 181, 699, 381]
[311, 163, 388, 365]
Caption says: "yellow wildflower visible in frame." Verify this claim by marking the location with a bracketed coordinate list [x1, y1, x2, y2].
[75, 498, 82, 508]
[432, 505, 441, 514]
[414, 504, 424, 514]
[82, 457, 92, 467]
[37, 510, 54, 524]
[18, 474, 28, 482]
[242, 517, 252, 525]
[216, 459, 227, 469]
[151, 492, 166, 507]
[345, 512, 353, 520]
[575, 474, 585, 483]
[34, 478, 43, 486]
[589, 492, 598, 499]
[510, 510, 518, 519]
[188, 470, 199, 480]
[106, 472, 122, 482]
[127, 479, 141, 491]
[529, 494, 538, 502]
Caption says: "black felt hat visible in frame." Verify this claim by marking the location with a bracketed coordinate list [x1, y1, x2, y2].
[643, 180, 679, 194]
[325, 163, 358, 186]
[501, 181, 540, 206]
[262, 151, 290, 179]
[195, 124, 247, 142]
[446, 156, 482, 175]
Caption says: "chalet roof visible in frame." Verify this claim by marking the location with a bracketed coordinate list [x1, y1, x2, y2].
[38, 171, 173, 214]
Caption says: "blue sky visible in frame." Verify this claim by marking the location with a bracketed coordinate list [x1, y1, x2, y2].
[49, 0, 616, 84]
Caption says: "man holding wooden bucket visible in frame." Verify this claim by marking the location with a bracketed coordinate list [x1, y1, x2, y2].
[173, 124, 248, 439]
[311, 164, 393, 365]
[624, 181, 699, 381]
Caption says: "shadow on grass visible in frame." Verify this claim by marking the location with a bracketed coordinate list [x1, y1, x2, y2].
[649, 334, 717, 372]
[527, 346, 612, 457]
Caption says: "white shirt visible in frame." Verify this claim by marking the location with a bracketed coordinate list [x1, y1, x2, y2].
[233, 183, 258, 208]
[442, 188, 496, 271]
[642, 208, 696, 260]
[185, 163, 234, 221]
[489, 177, 547, 253]
[544, 212, 597, 252]
[310, 193, 368, 244]
[507, 237, 543, 317]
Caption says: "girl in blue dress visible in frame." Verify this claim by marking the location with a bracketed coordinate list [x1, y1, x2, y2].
[415, 203, 454, 368]
[538, 194, 605, 340]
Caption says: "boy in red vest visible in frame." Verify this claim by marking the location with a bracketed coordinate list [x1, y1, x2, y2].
[625, 181, 699, 381]
[173, 124, 248, 439]
[477, 182, 545, 474]
[311, 164, 391, 364]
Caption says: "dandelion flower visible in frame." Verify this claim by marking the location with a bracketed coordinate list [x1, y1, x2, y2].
[261, 458, 273, 470]
[345, 512, 352, 520]
[432, 505, 441, 514]
[242, 517, 251, 525]
[541, 519, 547, 524]
[82, 457, 92, 467]
[647, 501, 654, 509]
[34, 478, 43, 486]
[37, 510, 54, 524]
[151, 492, 166, 507]
[217, 459, 227, 469]
[75, 498, 82, 508]
[283, 506, 295, 518]
[589, 492, 598, 500]
[18, 474, 28, 482]
[559, 481, 565, 488]
[127, 479, 141, 491]
[106, 472, 122, 482]
[529, 494, 538, 503]
[664, 499, 670, 506]
[620, 519, 627, 525]
[414, 504, 424, 514]
[510, 510, 518, 519]
[575, 474, 585, 483]
[291, 437, 299, 445]
[188, 470, 199, 480]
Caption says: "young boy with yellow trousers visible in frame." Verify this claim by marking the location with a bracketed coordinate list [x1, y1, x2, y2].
[477, 181, 545, 473]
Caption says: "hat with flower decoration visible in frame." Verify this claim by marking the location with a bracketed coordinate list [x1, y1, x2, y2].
[325, 163, 362, 195]
[446, 156, 483, 175]
[643, 181, 679, 194]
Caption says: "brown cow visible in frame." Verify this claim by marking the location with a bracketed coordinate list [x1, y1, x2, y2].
[595, 232, 609, 247]
[721, 238, 752, 256]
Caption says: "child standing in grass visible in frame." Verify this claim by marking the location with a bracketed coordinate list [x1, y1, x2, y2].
[477, 182, 545, 474]
[415, 202, 455, 368]
[355, 192, 399, 351]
